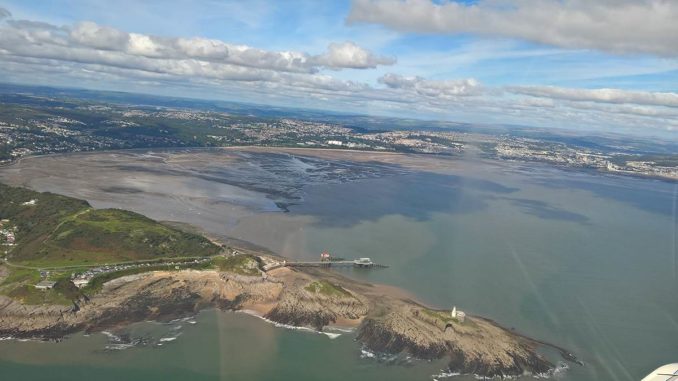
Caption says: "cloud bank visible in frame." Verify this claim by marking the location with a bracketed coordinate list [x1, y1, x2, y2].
[507, 86, 678, 108]
[1, 13, 393, 74]
[0, 6, 676, 134]
[348, 0, 678, 56]
[379, 73, 481, 97]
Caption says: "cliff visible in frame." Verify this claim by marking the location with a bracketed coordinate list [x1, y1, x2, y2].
[0, 262, 569, 378]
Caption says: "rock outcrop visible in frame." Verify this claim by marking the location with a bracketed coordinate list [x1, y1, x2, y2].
[356, 306, 553, 377]
[0, 266, 568, 378]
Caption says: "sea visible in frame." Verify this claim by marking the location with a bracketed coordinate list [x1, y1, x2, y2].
[0, 147, 676, 381]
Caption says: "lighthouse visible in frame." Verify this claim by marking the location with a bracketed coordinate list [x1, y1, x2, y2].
[451, 306, 466, 323]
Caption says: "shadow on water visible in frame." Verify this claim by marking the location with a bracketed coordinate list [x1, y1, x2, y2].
[288, 171, 520, 227]
[531, 176, 675, 217]
[502, 197, 590, 224]
[78, 150, 602, 229]
[110, 150, 599, 228]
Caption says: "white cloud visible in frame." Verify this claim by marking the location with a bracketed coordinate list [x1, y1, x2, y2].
[0, 10, 388, 110]
[378, 73, 481, 97]
[0, 15, 393, 74]
[311, 41, 396, 69]
[348, 0, 678, 56]
[70, 21, 130, 51]
[0, 6, 676, 134]
[507, 86, 678, 108]
[373, 74, 678, 127]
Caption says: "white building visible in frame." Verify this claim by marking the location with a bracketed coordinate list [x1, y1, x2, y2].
[353, 257, 373, 266]
[73, 278, 90, 288]
[35, 280, 56, 290]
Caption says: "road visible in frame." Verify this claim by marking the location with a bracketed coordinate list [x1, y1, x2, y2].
[1, 253, 225, 272]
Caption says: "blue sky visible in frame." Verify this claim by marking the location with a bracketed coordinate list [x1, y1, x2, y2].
[0, 0, 676, 136]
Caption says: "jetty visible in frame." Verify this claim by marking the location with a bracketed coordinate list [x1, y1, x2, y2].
[285, 257, 388, 269]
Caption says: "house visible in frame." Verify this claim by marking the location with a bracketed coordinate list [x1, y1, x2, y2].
[262, 262, 284, 272]
[353, 257, 373, 266]
[72, 278, 90, 288]
[35, 280, 57, 290]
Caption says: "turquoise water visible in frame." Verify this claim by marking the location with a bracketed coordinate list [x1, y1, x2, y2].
[0, 311, 448, 381]
[1, 151, 676, 380]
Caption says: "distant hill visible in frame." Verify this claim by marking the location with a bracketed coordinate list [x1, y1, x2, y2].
[0, 183, 220, 267]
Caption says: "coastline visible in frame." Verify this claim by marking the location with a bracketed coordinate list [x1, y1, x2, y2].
[0, 259, 578, 378]
[1, 145, 676, 184]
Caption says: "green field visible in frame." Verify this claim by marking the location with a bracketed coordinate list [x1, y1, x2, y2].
[0, 182, 222, 304]
[1, 183, 220, 267]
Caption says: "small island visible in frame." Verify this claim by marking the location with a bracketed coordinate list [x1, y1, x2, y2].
[0, 182, 576, 378]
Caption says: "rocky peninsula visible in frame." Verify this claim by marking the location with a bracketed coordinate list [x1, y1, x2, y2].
[0, 253, 578, 378]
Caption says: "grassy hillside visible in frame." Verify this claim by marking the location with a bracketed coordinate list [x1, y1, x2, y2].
[0, 183, 221, 267]
[0, 183, 90, 256]
[213, 254, 261, 276]
[0, 182, 223, 304]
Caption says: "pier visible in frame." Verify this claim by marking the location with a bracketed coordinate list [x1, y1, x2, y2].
[285, 257, 388, 269]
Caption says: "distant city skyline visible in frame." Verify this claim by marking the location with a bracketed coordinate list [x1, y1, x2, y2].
[0, 0, 676, 136]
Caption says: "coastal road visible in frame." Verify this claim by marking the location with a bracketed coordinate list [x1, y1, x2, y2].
[1, 253, 226, 272]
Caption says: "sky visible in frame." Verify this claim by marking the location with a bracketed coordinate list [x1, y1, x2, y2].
[0, 0, 676, 136]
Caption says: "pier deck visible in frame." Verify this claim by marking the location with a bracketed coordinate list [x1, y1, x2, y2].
[285, 260, 388, 269]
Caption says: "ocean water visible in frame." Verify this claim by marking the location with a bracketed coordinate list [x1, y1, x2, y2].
[0, 149, 676, 380]
[0, 310, 447, 381]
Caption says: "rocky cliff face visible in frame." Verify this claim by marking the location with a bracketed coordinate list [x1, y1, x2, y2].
[0, 266, 566, 378]
[265, 276, 368, 330]
[0, 268, 367, 339]
[0, 270, 277, 339]
[356, 306, 553, 378]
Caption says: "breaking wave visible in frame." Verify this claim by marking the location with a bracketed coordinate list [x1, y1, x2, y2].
[430, 362, 569, 380]
[359, 345, 413, 365]
[237, 309, 345, 339]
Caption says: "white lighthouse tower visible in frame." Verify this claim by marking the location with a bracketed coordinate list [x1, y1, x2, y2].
[451, 306, 465, 323]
